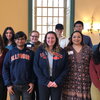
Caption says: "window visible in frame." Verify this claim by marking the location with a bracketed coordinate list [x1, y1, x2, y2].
[32, 0, 67, 41]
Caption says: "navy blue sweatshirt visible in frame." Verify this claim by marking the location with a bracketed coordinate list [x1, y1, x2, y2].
[34, 46, 69, 86]
[2, 47, 35, 86]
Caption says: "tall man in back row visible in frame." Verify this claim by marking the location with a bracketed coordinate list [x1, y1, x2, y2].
[55, 24, 69, 48]
[74, 20, 93, 48]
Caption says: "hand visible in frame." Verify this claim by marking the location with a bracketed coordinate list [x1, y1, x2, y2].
[7, 86, 14, 95]
[50, 82, 58, 88]
[27, 83, 34, 93]
[47, 81, 53, 88]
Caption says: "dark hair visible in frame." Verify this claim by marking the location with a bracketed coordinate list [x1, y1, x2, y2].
[74, 21, 84, 27]
[93, 43, 100, 65]
[30, 30, 40, 36]
[55, 24, 64, 30]
[0, 35, 5, 51]
[3, 27, 15, 46]
[43, 31, 60, 51]
[15, 31, 27, 40]
[67, 31, 84, 47]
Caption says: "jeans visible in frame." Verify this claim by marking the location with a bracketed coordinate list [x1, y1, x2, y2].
[10, 84, 32, 100]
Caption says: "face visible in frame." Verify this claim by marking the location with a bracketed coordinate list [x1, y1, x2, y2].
[46, 33, 56, 48]
[74, 24, 83, 32]
[30, 32, 39, 43]
[15, 37, 26, 47]
[55, 29, 63, 36]
[72, 32, 82, 45]
[5, 29, 13, 40]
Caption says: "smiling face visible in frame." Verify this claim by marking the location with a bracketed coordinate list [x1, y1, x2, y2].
[15, 37, 26, 48]
[72, 32, 82, 45]
[5, 29, 13, 40]
[30, 32, 39, 43]
[46, 33, 56, 48]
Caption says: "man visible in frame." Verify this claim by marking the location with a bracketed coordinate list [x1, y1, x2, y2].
[55, 24, 69, 48]
[3, 31, 35, 100]
[74, 21, 93, 48]
[93, 43, 100, 52]
[26, 30, 42, 52]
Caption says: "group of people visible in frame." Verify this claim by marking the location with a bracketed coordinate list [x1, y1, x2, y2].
[0, 21, 100, 100]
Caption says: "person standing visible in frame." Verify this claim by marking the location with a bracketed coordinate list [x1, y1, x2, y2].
[3, 27, 15, 50]
[2, 31, 35, 100]
[90, 43, 100, 100]
[34, 31, 68, 100]
[55, 24, 69, 48]
[62, 31, 92, 100]
[74, 21, 93, 48]
[26, 30, 42, 100]
[0, 35, 8, 100]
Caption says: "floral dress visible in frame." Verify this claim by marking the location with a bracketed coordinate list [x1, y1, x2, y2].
[62, 45, 92, 100]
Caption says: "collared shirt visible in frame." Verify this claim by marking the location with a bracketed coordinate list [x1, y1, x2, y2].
[59, 36, 69, 48]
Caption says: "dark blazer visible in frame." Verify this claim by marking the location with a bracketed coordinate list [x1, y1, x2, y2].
[83, 35, 93, 48]
[34, 46, 68, 86]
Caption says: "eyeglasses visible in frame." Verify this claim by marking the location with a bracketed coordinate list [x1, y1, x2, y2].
[16, 38, 25, 41]
[31, 35, 39, 38]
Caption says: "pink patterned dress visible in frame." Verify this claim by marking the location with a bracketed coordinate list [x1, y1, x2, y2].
[62, 45, 92, 100]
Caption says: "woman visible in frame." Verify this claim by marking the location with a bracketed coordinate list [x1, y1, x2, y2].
[26, 30, 42, 52]
[0, 35, 8, 100]
[62, 31, 92, 100]
[26, 31, 42, 100]
[90, 43, 100, 100]
[34, 31, 68, 100]
[3, 27, 15, 50]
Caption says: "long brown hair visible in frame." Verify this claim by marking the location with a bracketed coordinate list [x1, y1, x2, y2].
[3, 27, 15, 46]
[0, 35, 5, 51]
[43, 31, 61, 52]
[93, 43, 100, 65]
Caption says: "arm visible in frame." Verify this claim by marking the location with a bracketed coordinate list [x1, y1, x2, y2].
[88, 37, 93, 48]
[30, 51, 36, 84]
[54, 51, 69, 86]
[33, 48, 49, 86]
[2, 51, 12, 86]
[89, 59, 100, 90]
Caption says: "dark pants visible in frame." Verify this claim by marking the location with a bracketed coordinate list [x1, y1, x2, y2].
[32, 83, 39, 100]
[0, 76, 7, 100]
[38, 84, 62, 100]
[10, 85, 32, 100]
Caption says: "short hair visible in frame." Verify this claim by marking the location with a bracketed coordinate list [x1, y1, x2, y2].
[74, 21, 84, 27]
[15, 31, 27, 40]
[55, 24, 64, 30]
